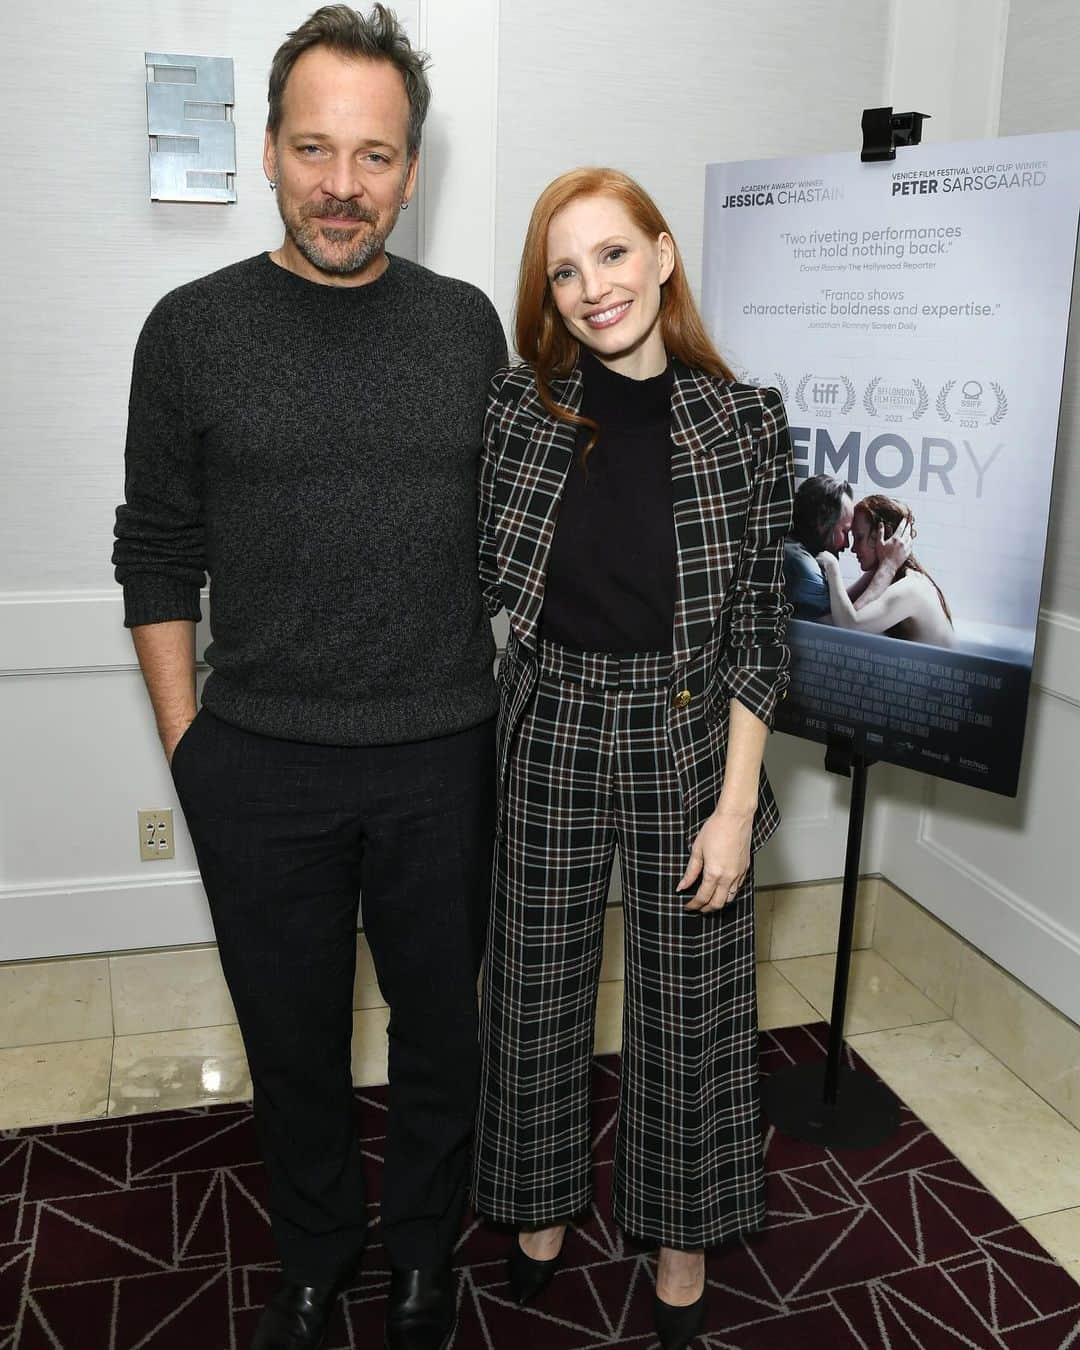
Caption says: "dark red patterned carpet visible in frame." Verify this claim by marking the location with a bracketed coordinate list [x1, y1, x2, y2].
[3, 1023, 1078, 1348]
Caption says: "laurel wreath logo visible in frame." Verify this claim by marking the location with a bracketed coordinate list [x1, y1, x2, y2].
[773, 372, 791, 403]
[934, 379, 1006, 423]
[840, 377, 856, 415]
[863, 376, 927, 420]
[936, 379, 955, 422]
[793, 374, 855, 414]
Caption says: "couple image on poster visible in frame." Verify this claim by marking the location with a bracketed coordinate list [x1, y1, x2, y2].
[784, 476, 955, 647]
[113, 7, 792, 1350]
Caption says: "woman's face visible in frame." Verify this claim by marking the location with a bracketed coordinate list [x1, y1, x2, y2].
[545, 194, 674, 377]
[851, 509, 878, 573]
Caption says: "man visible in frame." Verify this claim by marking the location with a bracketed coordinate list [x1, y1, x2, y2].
[113, 7, 506, 1348]
[783, 474, 855, 617]
[783, 474, 909, 618]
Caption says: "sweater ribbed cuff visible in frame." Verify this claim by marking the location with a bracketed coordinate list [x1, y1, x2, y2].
[122, 576, 203, 628]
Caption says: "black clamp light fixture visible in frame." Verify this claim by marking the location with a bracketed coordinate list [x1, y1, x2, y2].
[861, 107, 931, 162]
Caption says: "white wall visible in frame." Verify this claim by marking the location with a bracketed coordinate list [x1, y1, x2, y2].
[493, 0, 892, 890]
[0, 0, 495, 959]
[998, 0, 1080, 622]
[2, 0, 1078, 1028]
[492, 0, 890, 345]
[0, 1, 414, 599]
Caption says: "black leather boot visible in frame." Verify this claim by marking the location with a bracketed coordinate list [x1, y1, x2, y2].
[384, 1266, 457, 1350]
[251, 1280, 341, 1349]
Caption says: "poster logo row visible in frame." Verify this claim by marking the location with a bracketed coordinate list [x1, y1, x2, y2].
[738, 372, 1009, 426]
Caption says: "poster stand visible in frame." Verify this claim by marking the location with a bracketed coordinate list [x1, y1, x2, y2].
[761, 108, 933, 1149]
[762, 736, 901, 1147]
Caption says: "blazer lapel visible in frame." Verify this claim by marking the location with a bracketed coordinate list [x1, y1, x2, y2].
[497, 367, 582, 651]
[670, 363, 752, 666]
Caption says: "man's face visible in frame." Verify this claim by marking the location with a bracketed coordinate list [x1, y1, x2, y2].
[263, 47, 418, 285]
[828, 493, 855, 555]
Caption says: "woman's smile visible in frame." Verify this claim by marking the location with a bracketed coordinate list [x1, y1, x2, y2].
[584, 300, 632, 328]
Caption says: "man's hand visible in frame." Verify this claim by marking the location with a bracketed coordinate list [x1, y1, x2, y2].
[677, 804, 753, 913]
[162, 716, 197, 765]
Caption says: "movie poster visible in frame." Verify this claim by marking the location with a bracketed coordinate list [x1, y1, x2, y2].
[702, 131, 1080, 795]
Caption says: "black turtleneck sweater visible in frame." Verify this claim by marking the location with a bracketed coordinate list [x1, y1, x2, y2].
[540, 348, 677, 653]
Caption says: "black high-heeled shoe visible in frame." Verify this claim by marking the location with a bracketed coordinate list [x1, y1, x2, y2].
[652, 1288, 707, 1349]
[506, 1234, 564, 1305]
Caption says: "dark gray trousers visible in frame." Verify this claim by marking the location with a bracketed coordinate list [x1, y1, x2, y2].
[171, 709, 495, 1285]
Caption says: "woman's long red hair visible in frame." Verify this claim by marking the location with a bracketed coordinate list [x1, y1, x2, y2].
[856, 495, 953, 624]
[514, 167, 735, 435]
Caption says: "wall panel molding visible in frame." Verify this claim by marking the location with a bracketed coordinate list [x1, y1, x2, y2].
[0, 592, 210, 675]
[882, 824, 1080, 1027]
[416, 0, 500, 295]
[1033, 606, 1080, 708]
[6, 592, 1076, 701]
[884, 0, 1009, 143]
[917, 809, 1080, 958]
[0, 875, 214, 963]
[877, 678, 1080, 1025]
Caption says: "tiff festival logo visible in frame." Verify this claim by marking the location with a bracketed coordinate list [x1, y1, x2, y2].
[795, 373, 855, 419]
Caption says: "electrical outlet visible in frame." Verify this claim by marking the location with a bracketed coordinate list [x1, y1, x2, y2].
[138, 808, 175, 861]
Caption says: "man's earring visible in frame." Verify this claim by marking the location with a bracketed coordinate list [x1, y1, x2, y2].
[400, 199, 410, 210]
[268, 179, 277, 191]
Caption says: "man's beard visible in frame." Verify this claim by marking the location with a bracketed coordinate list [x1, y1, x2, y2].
[278, 193, 397, 276]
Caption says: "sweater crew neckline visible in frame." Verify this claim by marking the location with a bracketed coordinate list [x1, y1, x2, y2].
[257, 249, 401, 299]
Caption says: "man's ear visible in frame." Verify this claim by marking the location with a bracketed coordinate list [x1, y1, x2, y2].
[262, 126, 278, 185]
[401, 150, 420, 205]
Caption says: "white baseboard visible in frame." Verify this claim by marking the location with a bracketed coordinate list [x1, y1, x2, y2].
[0, 875, 214, 963]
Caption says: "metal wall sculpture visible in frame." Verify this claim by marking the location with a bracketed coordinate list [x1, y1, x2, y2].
[146, 53, 237, 203]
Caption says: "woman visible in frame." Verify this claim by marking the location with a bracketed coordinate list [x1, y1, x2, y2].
[472, 167, 794, 1349]
[818, 494, 954, 646]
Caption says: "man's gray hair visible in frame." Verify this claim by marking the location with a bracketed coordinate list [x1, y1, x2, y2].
[792, 474, 853, 553]
[267, 4, 431, 157]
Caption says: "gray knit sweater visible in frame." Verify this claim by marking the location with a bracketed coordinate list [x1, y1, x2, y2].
[113, 252, 507, 745]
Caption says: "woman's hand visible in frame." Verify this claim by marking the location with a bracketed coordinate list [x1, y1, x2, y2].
[874, 517, 912, 569]
[677, 803, 754, 913]
[815, 550, 841, 578]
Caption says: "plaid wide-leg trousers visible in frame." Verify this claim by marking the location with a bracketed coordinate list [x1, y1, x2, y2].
[473, 641, 766, 1249]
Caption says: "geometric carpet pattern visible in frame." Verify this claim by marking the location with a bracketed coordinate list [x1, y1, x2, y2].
[2, 1022, 1078, 1348]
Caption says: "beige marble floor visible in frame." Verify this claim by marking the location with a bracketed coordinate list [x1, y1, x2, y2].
[2, 954, 1078, 1284]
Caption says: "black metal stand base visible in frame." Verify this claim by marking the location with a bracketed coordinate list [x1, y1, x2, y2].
[763, 1060, 901, 1149]
[764, 736, 904, 1151]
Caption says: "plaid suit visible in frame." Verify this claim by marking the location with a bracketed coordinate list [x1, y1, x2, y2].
[472, 360, 794, 1247]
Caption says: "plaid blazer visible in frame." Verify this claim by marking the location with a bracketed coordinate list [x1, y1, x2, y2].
[479, 359, 795, 852]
